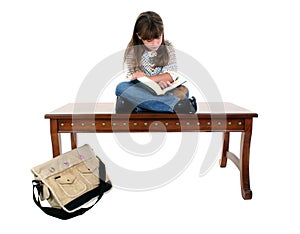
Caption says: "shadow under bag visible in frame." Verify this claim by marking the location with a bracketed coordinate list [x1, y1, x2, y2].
[31, 144, 112, 220]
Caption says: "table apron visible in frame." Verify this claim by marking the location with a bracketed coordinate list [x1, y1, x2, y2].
[55, 118, 247, 132]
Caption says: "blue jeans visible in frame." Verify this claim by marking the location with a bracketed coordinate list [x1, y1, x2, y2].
[115, 81, 188, 112]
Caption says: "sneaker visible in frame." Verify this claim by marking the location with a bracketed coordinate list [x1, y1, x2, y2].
[115, 96, 137, 113]
[173, 96, 197, 114]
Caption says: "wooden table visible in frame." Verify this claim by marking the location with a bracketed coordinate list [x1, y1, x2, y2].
[45, 102, 258, 199]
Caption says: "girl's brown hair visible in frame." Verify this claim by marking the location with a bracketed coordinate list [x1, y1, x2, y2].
[124, 11, 170, 72]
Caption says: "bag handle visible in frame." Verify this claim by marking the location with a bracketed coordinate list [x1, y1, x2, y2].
[32, 179, 112, 220]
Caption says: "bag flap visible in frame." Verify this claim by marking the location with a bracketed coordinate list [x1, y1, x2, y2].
[55, 174, 76, 185]
[31, 144, 96, 180]
[77, 157, 99, 173]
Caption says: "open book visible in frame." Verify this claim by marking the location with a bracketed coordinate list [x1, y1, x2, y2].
[128, 75, 187, 95]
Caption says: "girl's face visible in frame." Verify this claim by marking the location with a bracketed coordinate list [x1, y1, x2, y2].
[137, 34, 163, 51]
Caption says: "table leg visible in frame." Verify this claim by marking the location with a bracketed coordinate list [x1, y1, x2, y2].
[220, 132, 230, 167]
[50, 119, 61, 157]
[71, 132, 78, 149]
[240, 118, 253, 200]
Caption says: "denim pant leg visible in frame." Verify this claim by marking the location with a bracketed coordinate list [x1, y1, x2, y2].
[115, 81, 180, 112]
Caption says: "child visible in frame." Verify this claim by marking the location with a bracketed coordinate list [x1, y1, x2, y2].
[115, 11, 197, 113]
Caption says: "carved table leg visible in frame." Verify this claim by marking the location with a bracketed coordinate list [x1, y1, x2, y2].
[50, 119, 61, 157]
[220, 132, 230, 167]
[240, 118, 253, 200]
[71, 132, 78, 149]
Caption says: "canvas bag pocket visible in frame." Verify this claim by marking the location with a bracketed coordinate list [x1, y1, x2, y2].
[76, 157, 100, 186]
[49, 168, 87, 199]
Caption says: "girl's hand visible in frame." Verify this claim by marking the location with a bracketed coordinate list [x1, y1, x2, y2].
[158, 80, 172, 89]
[131, 71, 146, 80]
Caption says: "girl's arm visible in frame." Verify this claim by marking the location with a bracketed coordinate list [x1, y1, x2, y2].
[148, 73, 173, 89]
[130, 72, 173, 89]
[148, 72, 173, 83]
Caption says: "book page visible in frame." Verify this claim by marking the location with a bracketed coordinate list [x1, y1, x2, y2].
[136, 76, 164, 95]
[125, 75, 187, 95]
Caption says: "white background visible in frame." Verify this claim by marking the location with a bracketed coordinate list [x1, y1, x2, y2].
[1, 0, 300, 233]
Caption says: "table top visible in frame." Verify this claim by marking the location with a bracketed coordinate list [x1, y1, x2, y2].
[45, 102, 258, 119]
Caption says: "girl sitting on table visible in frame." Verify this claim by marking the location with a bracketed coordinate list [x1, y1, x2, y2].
[115, 11, 197, 114]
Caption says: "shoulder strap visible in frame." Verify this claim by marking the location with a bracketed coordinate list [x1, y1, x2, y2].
[32, 180, 112, 220]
